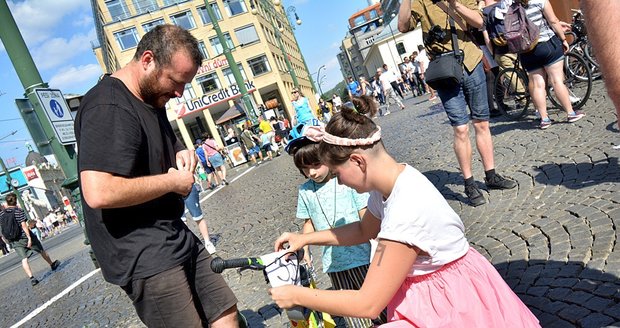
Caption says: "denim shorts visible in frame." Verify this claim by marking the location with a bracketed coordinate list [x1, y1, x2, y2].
[247, 145, 260, 157]
[436, 62, 489, 126]
[201, 161, 215, 174]
[183, 184, 202, 220]
[520, 36, 564, 73]
[207, 153, 224, 168]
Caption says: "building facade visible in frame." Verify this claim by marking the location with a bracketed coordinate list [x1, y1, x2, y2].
[90, 0, 316, 149]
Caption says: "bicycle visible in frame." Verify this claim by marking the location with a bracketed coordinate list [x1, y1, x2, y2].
[566, 9, 601, 79]
[493, 51, 592, 120]
[211, 250, 337, 328]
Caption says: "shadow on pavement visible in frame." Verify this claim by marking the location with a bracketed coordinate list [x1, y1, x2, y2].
[491, 258, 620, 327]
[533, 157, 620, 189]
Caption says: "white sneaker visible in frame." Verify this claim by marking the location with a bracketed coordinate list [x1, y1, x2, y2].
[205, 241, 217, 254]
[569, 95, 581, 104]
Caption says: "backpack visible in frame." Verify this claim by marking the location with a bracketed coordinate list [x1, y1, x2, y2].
[0, 208, 22, 242]
[483, 4, 507, 47]
[503, 1, 539, 54]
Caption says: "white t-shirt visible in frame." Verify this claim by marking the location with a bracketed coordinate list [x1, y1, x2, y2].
[367, 165, 469, 276]
[415, 50, 430, 73]
[379, 73, 393, 91]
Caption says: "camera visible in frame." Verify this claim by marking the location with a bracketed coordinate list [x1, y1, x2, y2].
[431, 0, 443, 3]
[425, 25, 447, 44]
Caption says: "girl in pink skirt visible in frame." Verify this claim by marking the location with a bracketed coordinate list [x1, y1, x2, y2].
[270, 96, 540, 327]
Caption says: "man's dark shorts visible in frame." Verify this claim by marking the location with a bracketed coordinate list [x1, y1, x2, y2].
[12, 234, 44, 259]
[121, 244, 237, 327]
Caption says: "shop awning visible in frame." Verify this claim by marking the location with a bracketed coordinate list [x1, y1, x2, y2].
[216, 103, 245, 124]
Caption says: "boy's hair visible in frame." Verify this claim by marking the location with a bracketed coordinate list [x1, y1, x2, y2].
[318, 95, 382, 166]
[5, 193, 17, 206]
[292, 142, 321, 177]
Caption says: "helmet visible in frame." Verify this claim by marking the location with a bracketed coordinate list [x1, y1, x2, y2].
[285, 119, 322, 155]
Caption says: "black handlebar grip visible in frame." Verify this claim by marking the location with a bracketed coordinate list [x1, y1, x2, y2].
[210, 257, 254, 273]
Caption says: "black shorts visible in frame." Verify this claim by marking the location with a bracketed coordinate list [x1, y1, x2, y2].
[121, 245, 237, 327]
[520, 36, 564, 73]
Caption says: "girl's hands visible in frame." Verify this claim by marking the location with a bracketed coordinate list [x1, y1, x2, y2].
[269, 285, 303, 309]
[274, 232, 305, 252]
[562, 40, 570, 53]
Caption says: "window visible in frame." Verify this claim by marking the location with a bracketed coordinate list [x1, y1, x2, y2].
[247, 55, 271, 76]
[234, 24, 259, 46]
[197, 3, 222, 25]
[114, 27, 140, 50]
[353, 15, 366, 27]
[222, 64, 247, 86]
[369, 9, 378, 19]
[396, 42, 406, 55]
[174, 84, 197, 104]
[106, 0, 130, 21]
[170, 11, 196, 30]
[196, 72, 221, 94]
[133, 0, 158, 15]
[223, 0, 247, 17]
[209, 33, 234, 56]
[198, 41, 209, 59]
[142, 18, 164, 33]
[163, 0, 189, 5]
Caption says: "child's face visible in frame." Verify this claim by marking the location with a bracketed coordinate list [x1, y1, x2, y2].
[301, 163, 331, 183]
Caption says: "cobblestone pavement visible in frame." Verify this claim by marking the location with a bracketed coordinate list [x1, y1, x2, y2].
[1, 80, 619, 327]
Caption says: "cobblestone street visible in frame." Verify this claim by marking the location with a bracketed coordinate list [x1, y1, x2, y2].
[1, 81, 619, 327]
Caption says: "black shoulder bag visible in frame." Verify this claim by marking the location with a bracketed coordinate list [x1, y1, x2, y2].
[422, 2, 464, 90]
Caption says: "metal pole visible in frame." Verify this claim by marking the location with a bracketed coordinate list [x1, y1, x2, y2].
[316, 65, 325, 98]
[286, 6, 316, 94]
[387, 18, 400, 71]
[202, 0, 258, 125]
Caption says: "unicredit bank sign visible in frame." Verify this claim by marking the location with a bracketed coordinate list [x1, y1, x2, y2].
[174, 81, 256, 118]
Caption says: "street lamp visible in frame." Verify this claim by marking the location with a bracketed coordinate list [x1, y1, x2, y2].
[250, 0, 299, 88]
[379, 13, 400, 72]
[202, 0, 257, 124]
[315, 64, 326, 98]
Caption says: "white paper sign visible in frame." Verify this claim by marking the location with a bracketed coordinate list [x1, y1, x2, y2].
[260, 250, 301, 288]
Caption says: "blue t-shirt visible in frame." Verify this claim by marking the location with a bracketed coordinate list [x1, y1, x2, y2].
[195, 146, 207, 165]
[348, 81, 361, 97]
[296, 178, 371, 273]
[292, 97, 314, 124]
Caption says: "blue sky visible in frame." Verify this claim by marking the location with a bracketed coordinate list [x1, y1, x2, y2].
[0, 0, 371, 168]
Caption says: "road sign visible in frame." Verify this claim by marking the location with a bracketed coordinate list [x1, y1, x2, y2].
[34, 88, 76, 145]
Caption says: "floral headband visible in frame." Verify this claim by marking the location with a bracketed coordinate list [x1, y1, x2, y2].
[304, 125, 382, 147]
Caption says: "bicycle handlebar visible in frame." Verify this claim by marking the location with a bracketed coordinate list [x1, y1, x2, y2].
[210, 257, 265, 273]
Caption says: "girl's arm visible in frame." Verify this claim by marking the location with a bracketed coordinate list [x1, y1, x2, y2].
[542, 0, 569, 52]
[301, 219, 314, 264]
[270, 239, 419, 318]
[274, 209, 381, 251]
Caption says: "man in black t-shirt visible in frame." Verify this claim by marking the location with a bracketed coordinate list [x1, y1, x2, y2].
[75, 25, 238, 327]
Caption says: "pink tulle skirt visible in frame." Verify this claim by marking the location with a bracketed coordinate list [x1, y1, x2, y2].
[381, 248, 540, 327]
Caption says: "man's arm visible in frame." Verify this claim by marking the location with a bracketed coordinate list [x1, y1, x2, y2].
[581, 0, 620, 126]
[398, 0, 414, 33]
[80, 168, 194, 209]
[446, 0, 483, 29]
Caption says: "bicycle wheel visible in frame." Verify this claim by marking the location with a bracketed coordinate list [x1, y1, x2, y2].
[584, 41, 602, 79]
[494, 67, 530, 120]
[548, 52, 592, 110]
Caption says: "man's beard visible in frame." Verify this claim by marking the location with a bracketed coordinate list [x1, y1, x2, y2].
[139, 69, 172, 108]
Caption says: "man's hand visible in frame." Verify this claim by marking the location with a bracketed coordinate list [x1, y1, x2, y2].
[27, 238, 32, 248]
[167, 167, 195, 196]
[176, 149, 197, 172]
[274, 232, 306, 252]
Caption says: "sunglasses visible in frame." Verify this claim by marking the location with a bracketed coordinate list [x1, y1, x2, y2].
[291, 91, 298, 94]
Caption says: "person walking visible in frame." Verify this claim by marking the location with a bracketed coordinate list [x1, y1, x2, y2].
[377, 68, 404, 113]
[346, 76, 362, 100]
[498, 0, 584, 129]
[332, 94, 343, 112]
[203, 134, 230, 186]
[239, 123, 264, 165]
[1, 193, 60, 286]
[291, 88, 316, 125]
[414, 45, 437, 101]
[75, 25, 238, 327]
[381, 64, 405, 100]
[397, 0, 517, 207]
[183, 183, 217, 254]
[195, 139, 219, 190]
[269, 96, 540, 328]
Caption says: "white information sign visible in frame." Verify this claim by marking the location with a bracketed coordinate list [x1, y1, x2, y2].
[34, 88, 76, 145]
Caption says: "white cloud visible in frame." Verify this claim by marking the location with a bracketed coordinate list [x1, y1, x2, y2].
[324, 56, 340, 70]
[32, 28, 97, 70]
[73, 14, 94, 28]
[48, 64, 102, 93]
[7, 0, 92, 47]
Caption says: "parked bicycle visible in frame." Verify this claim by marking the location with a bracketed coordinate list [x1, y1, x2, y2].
[566, 9, 601, 79]
[211, 250, 337, 328]
[493, 51, 592, 120]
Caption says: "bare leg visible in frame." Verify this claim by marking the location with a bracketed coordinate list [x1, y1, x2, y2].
[472, 120, 495, 171]
[40, 250, 53, 265]
[528, 69, 549, 119]
[545, 60, 574, 114]
[22, 259, 33, 278]
[453, 124, 473, 179]
[210, 305, 239, 328]
[195, 219, 210, 243]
